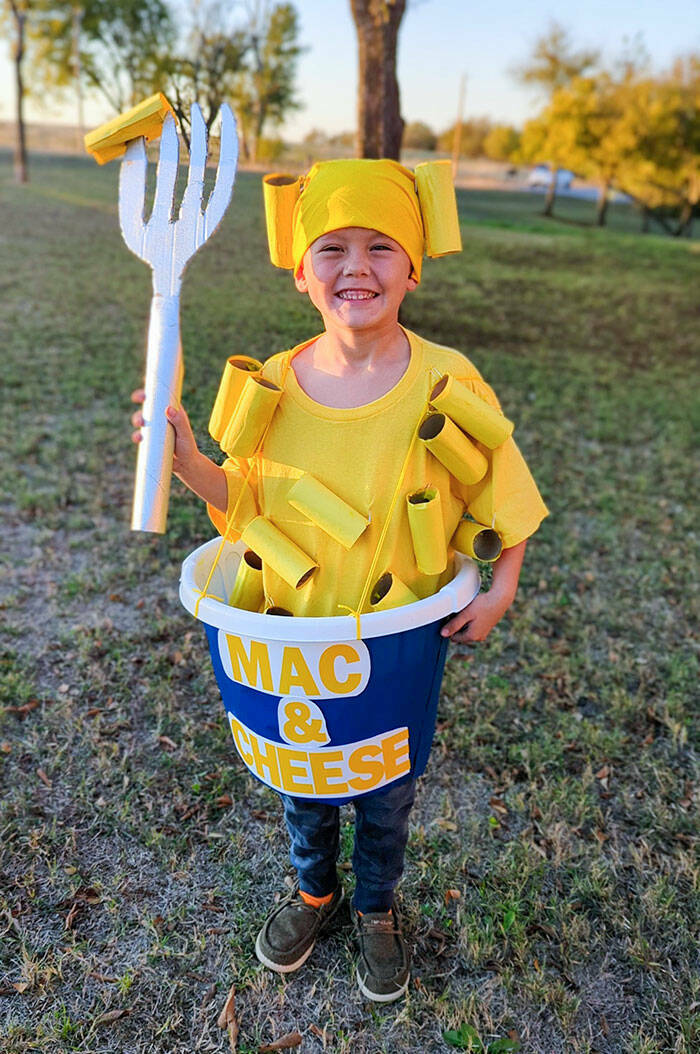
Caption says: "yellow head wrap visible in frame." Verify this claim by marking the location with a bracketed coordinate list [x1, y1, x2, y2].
[263, 158, 462, 284]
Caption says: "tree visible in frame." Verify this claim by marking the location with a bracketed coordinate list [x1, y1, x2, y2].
[615, 60, 700, 236]
[9, 0, 174, 115]
[520, 62, 700, 234]
[512, 20, 599, 95]
[520, 76, 625, 226]
[513, 20, 600, 215]
[437, 118, 491, 159]
[349, 0, 406, 160]
[165, 2, 248, 148]
[71, 0, 174, 113]
[402, 120, 436, 151]
[230, 1, 302, 163]
[3, 0, 29, 182]
[483, 124, 521, 163]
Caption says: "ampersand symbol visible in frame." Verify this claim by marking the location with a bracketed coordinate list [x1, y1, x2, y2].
[281, 700, 329, 745]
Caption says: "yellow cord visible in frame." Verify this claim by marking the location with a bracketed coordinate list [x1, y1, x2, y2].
[348, 371, 435, 638]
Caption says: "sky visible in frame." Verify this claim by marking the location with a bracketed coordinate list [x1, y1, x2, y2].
[1, 0, 698, 138]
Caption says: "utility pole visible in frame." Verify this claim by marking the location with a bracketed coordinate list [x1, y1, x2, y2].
[452, 74, 466, 182]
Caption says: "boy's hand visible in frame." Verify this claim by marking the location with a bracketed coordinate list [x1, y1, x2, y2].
[130, 389, 199, 478]
[441, 588, 514, 645]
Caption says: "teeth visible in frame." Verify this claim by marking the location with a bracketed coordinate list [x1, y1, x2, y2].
[338, 291, 377, 300]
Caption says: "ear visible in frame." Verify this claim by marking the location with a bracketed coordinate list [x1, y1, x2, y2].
[294, 260, 308, 293]
[406, 273, 419, 293]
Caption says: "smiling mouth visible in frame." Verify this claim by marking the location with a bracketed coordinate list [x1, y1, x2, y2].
[336, 289, 379, 301]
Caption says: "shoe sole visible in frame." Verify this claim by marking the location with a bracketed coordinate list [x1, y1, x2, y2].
[255, 931, 316, 974]
[254, 889, 346, 974]
[356, 966, 410, 1003]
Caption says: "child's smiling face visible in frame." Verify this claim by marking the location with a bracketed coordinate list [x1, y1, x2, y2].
[295, 227, 418, 337]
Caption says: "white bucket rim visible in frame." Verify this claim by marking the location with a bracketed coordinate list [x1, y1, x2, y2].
[180, 538, 480, 642]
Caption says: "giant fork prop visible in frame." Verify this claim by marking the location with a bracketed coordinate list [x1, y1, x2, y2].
[119, 104, 238, 533]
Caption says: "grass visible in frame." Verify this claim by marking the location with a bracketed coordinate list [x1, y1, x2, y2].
[0, 148, 698, 1054]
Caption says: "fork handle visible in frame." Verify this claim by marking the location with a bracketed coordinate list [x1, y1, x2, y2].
[131, 293, 183, 533]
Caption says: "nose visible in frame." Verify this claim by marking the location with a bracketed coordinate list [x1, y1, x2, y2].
[343, 247, 371, 276]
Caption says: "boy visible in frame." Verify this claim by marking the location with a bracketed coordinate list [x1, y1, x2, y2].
[131, 159, 547, 1002]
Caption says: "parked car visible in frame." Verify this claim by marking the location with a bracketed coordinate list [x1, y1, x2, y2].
[527, 165, 574, 189]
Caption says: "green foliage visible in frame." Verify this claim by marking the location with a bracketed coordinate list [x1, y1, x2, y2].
[438, 118, 492, 159]
[483, 125, 521, 162]
[519, 55, 700, 231]
[12, 0, 175, 112]
[230, 1, 303, 162]
[511, 19, 600, 96]
[443, 1023, 520, 1052]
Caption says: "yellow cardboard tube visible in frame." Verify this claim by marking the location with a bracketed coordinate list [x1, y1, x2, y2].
[84, 92, 175, 165]
[221, 376, 282, 457]
[229, 549, 265, 611]
[288, 475, 368, 550]
[263, 174, 302, 269]
[241, 517, 317, 589]
[414, 161, 462, 257]
[452, 520, 503, 562]
[430, 375, 513, 449]
[418, 413, 488, 485]
[369, 572, 418, 612]
[209, 356, 263, 442]
[406, 487, 447, 575]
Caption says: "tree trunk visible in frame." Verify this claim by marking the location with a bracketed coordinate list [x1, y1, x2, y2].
[543, 167, 558, 217]
[9, 1, 28, 184]
[350, 0, 406, 160]
[596, 182, 609, 227]
[674, 201, 693, 237]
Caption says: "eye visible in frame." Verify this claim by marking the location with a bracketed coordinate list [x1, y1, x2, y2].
[318, 243, 343, 253]
[370, 243, 393, 252]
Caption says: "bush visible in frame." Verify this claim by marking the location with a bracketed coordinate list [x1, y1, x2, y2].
[403, 120, 437, 151]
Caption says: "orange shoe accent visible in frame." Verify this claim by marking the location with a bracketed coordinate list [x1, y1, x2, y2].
[299, 889, 335, 909]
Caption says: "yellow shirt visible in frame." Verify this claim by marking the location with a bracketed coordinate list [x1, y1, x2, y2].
[208, 329, 548, 617]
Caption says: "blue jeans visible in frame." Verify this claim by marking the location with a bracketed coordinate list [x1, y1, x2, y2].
[279, 778, 417, 913]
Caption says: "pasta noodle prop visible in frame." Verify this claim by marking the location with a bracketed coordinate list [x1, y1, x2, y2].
[406, 488, 447, 575]
[209, 356, 263, 442]
[369, 572, 419, 612]
[452, 520, 503, 563]
[229, 549, 265, 611]
[288, 475, 368, 550]
[414, 161, 462, 257]
[262, 174, 302, 269]
[418, 413, 488, 485]
[241, 517, 317, 589]
[220, 376, 282, 457]
[429, 375, 513, 449]
[84, 92, 175, 165]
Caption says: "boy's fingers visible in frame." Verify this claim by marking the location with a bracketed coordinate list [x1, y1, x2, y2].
[131, 410, 144, 428]
[441, 611, 471, 638]
[130, 388, 146, 404]
[131, 431, 142, 444]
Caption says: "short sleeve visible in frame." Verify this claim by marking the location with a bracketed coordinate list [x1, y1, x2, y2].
[454, 374, 549, 549]
[207, 456, 259, 542]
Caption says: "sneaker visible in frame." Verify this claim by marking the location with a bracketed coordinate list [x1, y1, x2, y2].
[354, 904, 410, 1003]
[255, 883, 345, 974]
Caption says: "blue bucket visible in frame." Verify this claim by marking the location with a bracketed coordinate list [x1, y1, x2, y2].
[180, 540, 480, 805]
